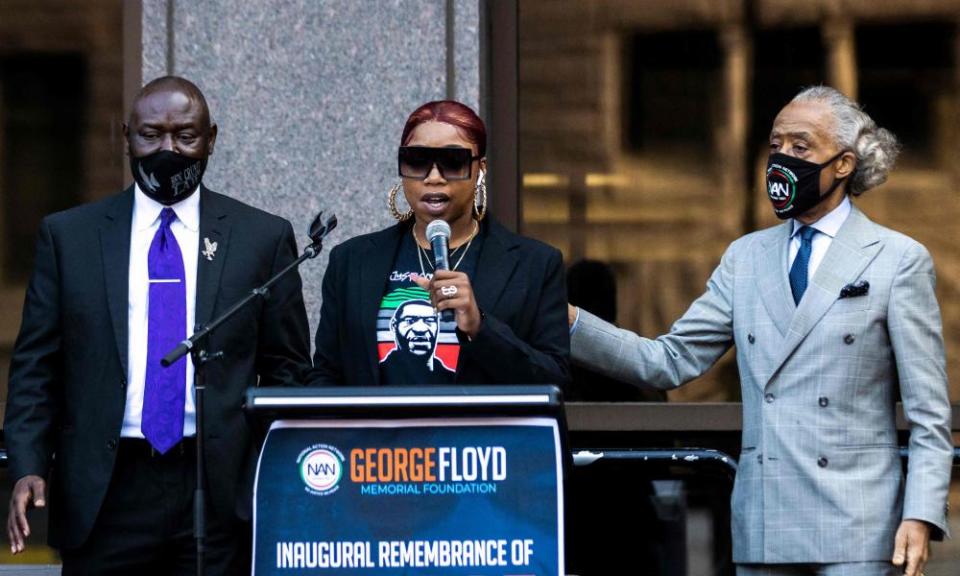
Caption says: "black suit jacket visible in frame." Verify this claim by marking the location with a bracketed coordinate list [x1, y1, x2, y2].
[3, 186, 311, 550]
[310, 218, 569, 386]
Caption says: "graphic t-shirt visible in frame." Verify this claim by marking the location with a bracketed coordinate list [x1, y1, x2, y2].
[377, 228, 481, 385]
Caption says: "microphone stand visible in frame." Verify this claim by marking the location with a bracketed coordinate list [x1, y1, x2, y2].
[161, 211, 337, 576]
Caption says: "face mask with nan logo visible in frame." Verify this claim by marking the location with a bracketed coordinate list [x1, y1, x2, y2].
[766, 150, 848, 220]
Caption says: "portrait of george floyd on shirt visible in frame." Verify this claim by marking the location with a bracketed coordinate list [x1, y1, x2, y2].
[0, 1, 958, 575]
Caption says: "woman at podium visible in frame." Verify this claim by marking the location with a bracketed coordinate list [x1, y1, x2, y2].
[309, 100, 569, 387]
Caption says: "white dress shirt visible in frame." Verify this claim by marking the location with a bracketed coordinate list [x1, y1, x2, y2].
[788, 195, 852, 283]
[121, 185, 200, 438]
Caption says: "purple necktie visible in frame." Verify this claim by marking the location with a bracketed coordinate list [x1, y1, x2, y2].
[142, 207, 187, 454]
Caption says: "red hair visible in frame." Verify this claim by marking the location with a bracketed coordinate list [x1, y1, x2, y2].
[400, 100, 486, 157]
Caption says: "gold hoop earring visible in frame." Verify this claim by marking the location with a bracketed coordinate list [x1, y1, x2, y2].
[388, 183, 413, 221]
[474, 173, 488, 221]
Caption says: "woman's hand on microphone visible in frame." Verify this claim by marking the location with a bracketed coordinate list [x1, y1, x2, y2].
[413, 270, 482, 338]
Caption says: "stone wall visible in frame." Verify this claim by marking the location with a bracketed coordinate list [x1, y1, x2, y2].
[140, 0, 481, 335]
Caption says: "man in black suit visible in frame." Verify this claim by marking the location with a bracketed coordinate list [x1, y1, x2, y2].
[4, 76, 311, 574]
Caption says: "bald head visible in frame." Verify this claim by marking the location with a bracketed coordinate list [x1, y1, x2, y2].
[124, 75, 217, 160]
[131, 76, 211, 128]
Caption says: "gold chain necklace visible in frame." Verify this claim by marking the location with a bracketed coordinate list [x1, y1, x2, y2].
[413, 221, 479, 275]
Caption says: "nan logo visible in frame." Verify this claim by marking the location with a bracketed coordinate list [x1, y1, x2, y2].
[297, 444, 344, 496]
[766, 163, 798, 213]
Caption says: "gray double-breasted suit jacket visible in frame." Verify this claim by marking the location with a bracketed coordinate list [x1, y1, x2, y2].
[571, 205, 952, 564]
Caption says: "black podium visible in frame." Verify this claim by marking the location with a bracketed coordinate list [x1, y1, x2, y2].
[246, 385, 566, 576]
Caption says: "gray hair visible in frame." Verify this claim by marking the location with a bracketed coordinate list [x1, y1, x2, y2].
[792, 86, 901, 196]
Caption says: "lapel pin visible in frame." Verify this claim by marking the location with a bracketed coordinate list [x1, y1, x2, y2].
[202, 237, 218, 261]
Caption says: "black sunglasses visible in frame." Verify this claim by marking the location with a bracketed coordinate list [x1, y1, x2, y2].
[398, 146, 481, 181]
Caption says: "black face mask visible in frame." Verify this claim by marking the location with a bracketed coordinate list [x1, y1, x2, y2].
[130, 150, 206, 205]
[766, 151, 847, 220]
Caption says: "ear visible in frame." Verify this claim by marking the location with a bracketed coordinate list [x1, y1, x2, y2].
[478, 157, 487, 182]
[834, 150, 857, 179]
[207, 124, 219, 156]
[122, 123, 131, 155]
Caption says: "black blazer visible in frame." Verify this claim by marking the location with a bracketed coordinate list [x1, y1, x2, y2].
[310, 218, 570, 386]
[3, 186, 311, 549]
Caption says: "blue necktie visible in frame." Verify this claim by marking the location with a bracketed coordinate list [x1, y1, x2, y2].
[789, 226, 817, 305]
[142, 208, 187, 454]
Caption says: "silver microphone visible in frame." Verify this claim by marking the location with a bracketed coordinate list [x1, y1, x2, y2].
[425, 219, 451, 271]
[425, 219, 454, 322]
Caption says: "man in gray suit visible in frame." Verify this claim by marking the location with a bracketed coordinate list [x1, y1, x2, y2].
[569, 86, 952, 576]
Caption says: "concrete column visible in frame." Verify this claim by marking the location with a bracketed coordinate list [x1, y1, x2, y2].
[0, 76, 5, 285]
[823, 18, 858, 99]
[140, 0, 481, 329]
[720, 23, 750, 237]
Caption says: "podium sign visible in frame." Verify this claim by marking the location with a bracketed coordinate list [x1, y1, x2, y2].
[253, 416, 564, 575]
